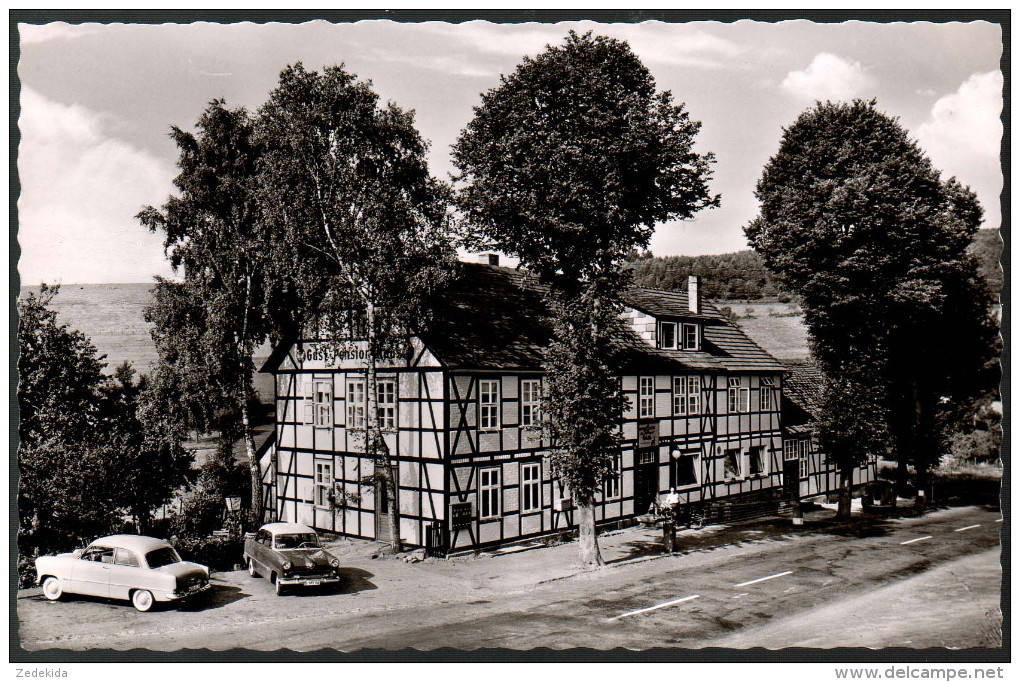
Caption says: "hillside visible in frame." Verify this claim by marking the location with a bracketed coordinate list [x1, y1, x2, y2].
[628, 227, 1002, 299]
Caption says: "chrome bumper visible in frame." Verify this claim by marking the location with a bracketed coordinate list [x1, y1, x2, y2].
[278, 575, 341, 586]
[169, 582, 211, 600]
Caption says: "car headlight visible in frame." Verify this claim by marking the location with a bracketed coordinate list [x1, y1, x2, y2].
[330, 558, 340, 568]
[282, 561, 292, 571]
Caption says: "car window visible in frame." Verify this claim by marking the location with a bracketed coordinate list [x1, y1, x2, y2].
[257, 530, 270, 545]
[274, 533, 320, 549]
[144, 547, 182, 568]
[114, 548, 140, 567]
[83, 546, 115, 563]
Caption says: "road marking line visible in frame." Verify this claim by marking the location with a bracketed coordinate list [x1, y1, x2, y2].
[954, 524, 981, 532]
[734, 570, 793, 588]
[733, 592, 749, 599]
[610, 594, 700, 620]
[900, 535, 932, 545]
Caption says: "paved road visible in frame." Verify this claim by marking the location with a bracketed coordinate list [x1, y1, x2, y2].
[18, 505, 1002, 651]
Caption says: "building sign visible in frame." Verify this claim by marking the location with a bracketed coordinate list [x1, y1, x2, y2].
[296, 341, 400, 370]
[637, 422, 660, 449]
[451, 502, 473, 530]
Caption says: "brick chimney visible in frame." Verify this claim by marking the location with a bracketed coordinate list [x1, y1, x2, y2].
[688, 275, 700, 314]
[478, 253, 500, 266]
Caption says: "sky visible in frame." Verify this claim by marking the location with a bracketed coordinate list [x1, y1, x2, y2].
[16, 18, 1004, 284]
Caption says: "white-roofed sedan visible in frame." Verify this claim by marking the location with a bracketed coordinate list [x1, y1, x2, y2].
[35, 535, 211, 612]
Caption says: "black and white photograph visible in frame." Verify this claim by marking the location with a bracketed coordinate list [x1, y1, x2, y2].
[12, 11, 1006, 662]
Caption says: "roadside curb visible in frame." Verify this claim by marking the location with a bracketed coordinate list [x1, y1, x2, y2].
[17, 587, 42, 600]
[537, 549, 677, 586]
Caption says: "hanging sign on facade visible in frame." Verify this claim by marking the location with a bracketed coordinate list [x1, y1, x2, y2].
[637, 422, 660, 449]
[451, 502, 473, 530]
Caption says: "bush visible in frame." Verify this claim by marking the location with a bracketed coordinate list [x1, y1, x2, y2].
[172, 534, 244, 572]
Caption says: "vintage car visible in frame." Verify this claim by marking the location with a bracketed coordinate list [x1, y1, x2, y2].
[243, 522, 342, 595]
[35, 534, 210, 612]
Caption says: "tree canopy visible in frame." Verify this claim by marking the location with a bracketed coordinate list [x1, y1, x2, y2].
[453, 32, 718, 565]
[453, 31, 718, 289]
[257, 63, 457, 551]
[746, 99, 998, 502]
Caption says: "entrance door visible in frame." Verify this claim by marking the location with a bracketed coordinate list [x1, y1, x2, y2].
[633, 449, 659, 515]
[375, 464, 396, 543]
[783, 457, 801, 502]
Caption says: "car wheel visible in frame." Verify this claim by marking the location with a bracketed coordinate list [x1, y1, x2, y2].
[131, 589, 154, 612]
[41, 576, 62, 601]
[247, 558, 258, 578]
[273, 574, 284, 596]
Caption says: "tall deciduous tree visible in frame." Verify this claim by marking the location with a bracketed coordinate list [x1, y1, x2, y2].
[258, 63, 456, 553]
[453, 32, 718, 566]
[746, 99, 998, 511]
[139, 100, 282, 520]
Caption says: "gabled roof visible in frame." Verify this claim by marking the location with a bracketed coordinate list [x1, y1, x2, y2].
[261, 263, 787, 374]
[417, 264, 553, 372]
[422, 263, 785, 373]
[782, 359, 824, 429]
[622, 287, 726, 322]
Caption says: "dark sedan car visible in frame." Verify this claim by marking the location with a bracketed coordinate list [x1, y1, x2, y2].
[243, 523, 342, 595]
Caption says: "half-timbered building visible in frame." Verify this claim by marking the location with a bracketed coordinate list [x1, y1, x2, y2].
[258, 258, 872, 553]
[781, 360, 877, 500]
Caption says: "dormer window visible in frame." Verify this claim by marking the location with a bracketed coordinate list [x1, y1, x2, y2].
[660, 322, 677, 349]
[682, 323, 700, 350]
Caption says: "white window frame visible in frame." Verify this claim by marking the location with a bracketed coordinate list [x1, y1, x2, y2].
[479, 380, 500, 431]
[728, 377, 749, 413]
[759, 376, 775, 411]
[521, 379, 541, 427]
[638, 376, 655, 418]
[347, 378, 366, 430]
[671, 450, 700, 489]
[747, 446, 767, 477]
[673, 375, 701, 416]
[521, 462, 541, 513]
[784, 439, 798, 460]
[798, 437, 811, 478]
[314, 460, 333, 509]
[377, 378, 396, 430]
[660, 321, 678, 350]
[479, 467, 501, 519]
[724, 448, 743, 481]
[682, 323, 700, 350]
[603, 454, 621, 500]
[313, 379, 333, 429]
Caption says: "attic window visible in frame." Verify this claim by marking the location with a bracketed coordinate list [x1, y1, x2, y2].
[682, 323, 700, 350]
[660, 322, 677, 349]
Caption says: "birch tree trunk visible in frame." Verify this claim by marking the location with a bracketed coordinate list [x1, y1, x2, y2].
[365, 301, 402, 554]
[241, 397, 263, 522]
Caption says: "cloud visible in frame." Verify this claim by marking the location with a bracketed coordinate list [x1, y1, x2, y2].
[17, 88, 177, 284]
[916, 71, 1003, 225]
[781, 53, 874, 100]
[407, 20, 744, 73]
[18, 22, 96, 45]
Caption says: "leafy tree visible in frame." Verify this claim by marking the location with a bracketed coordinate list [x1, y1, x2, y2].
[18, 289, 191, 557]
[453, 32, 717, 566]
[817, 363, 890, 518]
[746, 99, 998, 507]
[258, 63, 456, 553]
[139, 100, 285, 520]
[18, 285, 106, 448]
[104, 362, 193, 534]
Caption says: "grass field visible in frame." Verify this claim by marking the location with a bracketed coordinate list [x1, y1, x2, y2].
[727, 301, 810, 360]
[19, 283, 274, 402]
